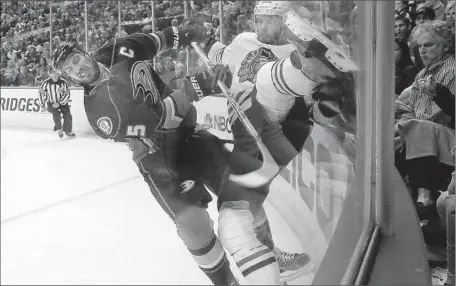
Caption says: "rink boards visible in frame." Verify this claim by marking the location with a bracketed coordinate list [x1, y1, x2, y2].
[1, 88, 354, 279]
[0, 87, 92, 134]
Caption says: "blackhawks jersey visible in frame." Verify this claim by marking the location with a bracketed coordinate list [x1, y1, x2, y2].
[207, 32, 318, 124]
[207, 32, 294, 96]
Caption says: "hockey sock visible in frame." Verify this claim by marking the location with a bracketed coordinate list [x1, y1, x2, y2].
[189, 234, 238, 286]
[219, 201, 280, 284]
[253, 208, 275, 251]
[175, 208, 237, 285]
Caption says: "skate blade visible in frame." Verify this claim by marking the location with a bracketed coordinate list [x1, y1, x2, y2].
[279, 262, 315, 283]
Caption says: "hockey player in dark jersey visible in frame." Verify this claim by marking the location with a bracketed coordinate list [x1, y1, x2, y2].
[50, 27, 239, 285]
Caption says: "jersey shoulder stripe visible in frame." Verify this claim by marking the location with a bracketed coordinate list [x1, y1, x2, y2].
[271, 59, 303, 97]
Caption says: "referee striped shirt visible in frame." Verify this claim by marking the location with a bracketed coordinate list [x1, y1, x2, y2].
[401, 54, 455, 127]
[39, 77, 71, 107]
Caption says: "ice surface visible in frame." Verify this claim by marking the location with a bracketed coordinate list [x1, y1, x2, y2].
[1, 128, 314, 285]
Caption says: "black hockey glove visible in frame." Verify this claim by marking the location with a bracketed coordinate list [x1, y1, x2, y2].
[209, 64, 232, 92]
[312, 78, 346, 117]
[312, 78, 345, 102]
[161, 13, 216, 50]
[160, 26, 207, 50]
[183, 64, 232, 102]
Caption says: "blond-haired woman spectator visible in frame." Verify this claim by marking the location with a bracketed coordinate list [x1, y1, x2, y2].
[444, 1, 455, 21]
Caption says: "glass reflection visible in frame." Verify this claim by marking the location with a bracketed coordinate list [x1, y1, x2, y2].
[0, 1, 371, 284]
[191, 1, 363, 284]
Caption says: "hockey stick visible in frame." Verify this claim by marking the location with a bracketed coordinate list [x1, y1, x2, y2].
[191, 42, 280, 188]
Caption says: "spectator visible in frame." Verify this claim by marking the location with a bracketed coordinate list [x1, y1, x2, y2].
[160, 56, 176, 85]
[396, 0, 409, 14]
[426, 0, 446, 20]
[395, 20, 455, 217]
[155, 61, 165, 77]
[236, 15, 249, 34]
[172, 62, 187, 90]
[39, 69, 75, 138]
[176, 49, 187, 75]
[35, 56, 48, 84]
[444, 1, 455, 21]
[177, 49, 186, 65]
[17, 65, 35, 86]
[25, 44, 39, 65]
[395, 37, 419, 95]
[0, 68, 7, 85]
[35, 44, 43, 54]
[409, 4, 437, 69]
[415, 3, 437, 25]
[395, 10, 413, 43]
[213, 16, 221, 29]
[4, 60, 19, 86]
[187, 49, 204, 76]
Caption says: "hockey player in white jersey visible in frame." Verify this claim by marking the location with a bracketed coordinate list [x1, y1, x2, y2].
[253, 9, 358, 133]
[201, 2, 314, 285]
[197, 2, 358, 285]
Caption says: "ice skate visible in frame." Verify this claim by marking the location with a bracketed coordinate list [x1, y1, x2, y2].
[65, 131, 76, 138]
[274, 247, 314, 283]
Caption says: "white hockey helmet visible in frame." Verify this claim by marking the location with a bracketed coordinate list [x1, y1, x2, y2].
[253, 1, 291, 43]
[254, 1, 291, 18]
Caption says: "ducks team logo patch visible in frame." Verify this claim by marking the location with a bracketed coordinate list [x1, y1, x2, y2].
[97, 117, 113, 135]
[180, 180, 195, 194]
[131, 61, 160, 105]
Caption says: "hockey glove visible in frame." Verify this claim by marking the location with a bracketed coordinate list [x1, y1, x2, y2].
[161, 15, 212, 50]
[312, 78, 345, 117]
[183, 64, 232, 102]
[209, 64, 232, 93]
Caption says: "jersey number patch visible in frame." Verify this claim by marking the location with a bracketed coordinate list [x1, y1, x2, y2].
[131, 61, 160, 105]
[119, 46, 135, 58]
[238, 47, 278, 84]
[126, 124, 146, 138]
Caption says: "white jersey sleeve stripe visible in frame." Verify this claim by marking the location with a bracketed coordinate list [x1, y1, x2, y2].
[208, 41, 227, 64]
[236, 87, 254, 106]
[271, 60, 288, 95]
[215, 47, 226, 64]
[228, 88, 255, 125]
[277, 60, 303, 97]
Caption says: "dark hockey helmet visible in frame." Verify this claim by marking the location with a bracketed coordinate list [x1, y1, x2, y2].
[51, 42, 79, 72]
[51, 42, 100, 85]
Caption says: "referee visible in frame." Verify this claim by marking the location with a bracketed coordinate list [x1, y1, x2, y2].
[39, 68, 75, 138]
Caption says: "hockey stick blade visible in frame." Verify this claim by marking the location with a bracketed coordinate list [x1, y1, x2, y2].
[191, 42, 280, 188]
